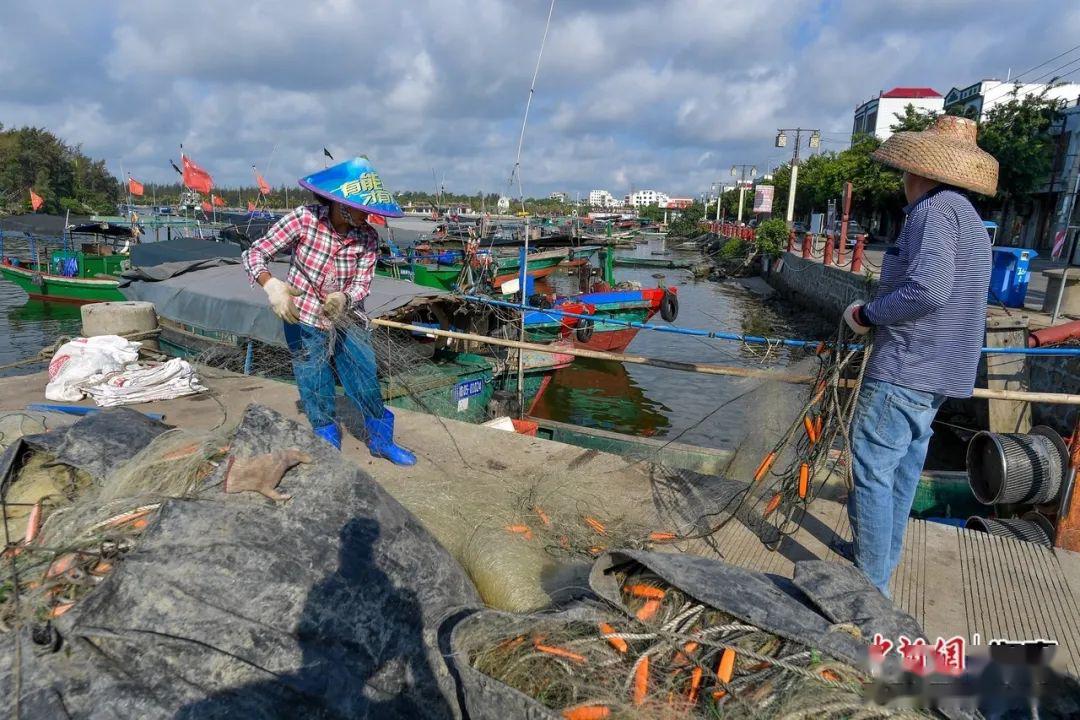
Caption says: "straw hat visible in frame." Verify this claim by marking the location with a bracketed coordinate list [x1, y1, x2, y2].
[871, 115, 999, 196]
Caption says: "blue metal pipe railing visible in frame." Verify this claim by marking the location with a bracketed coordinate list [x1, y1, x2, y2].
[463, 294, 1080, 357]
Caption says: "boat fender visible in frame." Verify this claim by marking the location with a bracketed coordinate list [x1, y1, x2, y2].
[576, 318, 594, 344]
[660, 290, 679, 323]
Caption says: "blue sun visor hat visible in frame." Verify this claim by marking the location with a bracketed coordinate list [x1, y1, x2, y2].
[298, 156, 404, 218]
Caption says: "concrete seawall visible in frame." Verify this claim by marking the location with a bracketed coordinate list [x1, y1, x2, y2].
[766, 252, 876, 323]
[764, 251, 1077, 432]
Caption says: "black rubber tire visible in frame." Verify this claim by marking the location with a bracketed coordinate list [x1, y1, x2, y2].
[660, 290, 679, 322]
[575, 319, 594, 344]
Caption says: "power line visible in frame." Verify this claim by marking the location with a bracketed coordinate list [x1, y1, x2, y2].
[981, 50, 1080, 106]
[1007, 43, 1080, 84]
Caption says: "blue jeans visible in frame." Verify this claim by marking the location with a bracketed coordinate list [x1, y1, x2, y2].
[847, 378, 945, 596]
[282, 322, 385, 429]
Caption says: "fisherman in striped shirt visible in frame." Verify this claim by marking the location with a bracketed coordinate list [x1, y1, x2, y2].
[842, 117, 999, 595]
[243, 157, 416, 465]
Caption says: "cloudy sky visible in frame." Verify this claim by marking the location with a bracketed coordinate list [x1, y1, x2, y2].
[2, 1, 1079, 199]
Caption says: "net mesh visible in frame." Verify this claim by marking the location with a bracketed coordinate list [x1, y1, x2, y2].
[460, 567, 930, 719]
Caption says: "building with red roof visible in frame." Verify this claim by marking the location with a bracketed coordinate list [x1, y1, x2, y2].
[852, 87, 945, 143]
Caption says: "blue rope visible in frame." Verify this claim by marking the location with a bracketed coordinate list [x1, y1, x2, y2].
[463, 294, 1080, 357]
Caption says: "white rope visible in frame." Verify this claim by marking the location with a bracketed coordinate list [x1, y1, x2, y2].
[508, 0, 557, 212]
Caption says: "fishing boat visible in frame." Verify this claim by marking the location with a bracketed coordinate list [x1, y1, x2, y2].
[0, 222, 137, 304]
[612, 255, 694, 269]
[376, 247, 570, 292]
[523, 286, 679, 352]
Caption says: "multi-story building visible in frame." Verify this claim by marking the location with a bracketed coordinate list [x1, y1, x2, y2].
[549, 191, 569, 202]
[588, 189, 617, 208]
[629, 190, 669, 208]
[852, 87, 944, 142]
[944, 80, 1080, 119]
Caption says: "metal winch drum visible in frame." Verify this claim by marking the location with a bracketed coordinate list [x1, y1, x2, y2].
[964, 512, 1055, 547]
[965, 426, 1068, 506]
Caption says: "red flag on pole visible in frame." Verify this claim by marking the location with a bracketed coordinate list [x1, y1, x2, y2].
[128, 177, 145, 197]
[212, 194, 225, 207]
[247, 200, 256, 212]
[29, 189, 44, 211]
[182, 155, 214, 194]
[256, 173, 271, 196]
[200, 200, 212, 213]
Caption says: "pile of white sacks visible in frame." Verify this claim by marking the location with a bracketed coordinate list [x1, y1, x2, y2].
[45, 335, 207, 406]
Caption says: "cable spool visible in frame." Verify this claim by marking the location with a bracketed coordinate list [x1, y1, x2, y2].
[964, 515, 1054, 547]
[965, 426, 1068, 505]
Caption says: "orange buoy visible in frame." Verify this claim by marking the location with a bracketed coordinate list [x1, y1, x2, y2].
[753, 452, 777, 483]
[798, 463, 810, 499]
[763, 493, 782, 517]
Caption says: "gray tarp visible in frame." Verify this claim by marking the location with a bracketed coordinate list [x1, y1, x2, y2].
[129, 237, 242, 267]
[118, 259, 450, 347]
[1, 404, 480, 719]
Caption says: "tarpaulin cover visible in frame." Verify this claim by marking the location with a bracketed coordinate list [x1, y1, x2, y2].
[0, 407, 171, 486]
[118, 259, 451, 347]
[129, 237, 242, 267]
[0, 404, 480, 719]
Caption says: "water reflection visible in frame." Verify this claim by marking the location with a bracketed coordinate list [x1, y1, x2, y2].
[0, 284, 83, 377]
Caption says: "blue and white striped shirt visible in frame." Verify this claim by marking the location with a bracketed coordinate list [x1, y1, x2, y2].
[862, 187, 990, 398]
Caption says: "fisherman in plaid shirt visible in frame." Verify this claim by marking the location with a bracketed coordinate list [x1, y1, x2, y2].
[241, 157, 416, 465]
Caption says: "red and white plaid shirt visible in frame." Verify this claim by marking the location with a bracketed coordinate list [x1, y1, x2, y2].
[242, 204, 379, 330]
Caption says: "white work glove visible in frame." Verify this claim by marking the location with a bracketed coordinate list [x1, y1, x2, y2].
[322, 291, 348, 322]
[263, 277, 302, 324]
[843, 301, 872, 336]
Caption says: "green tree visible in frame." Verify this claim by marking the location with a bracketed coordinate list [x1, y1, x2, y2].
[667, 203, 706, 237]
[754, 218, 788, 258]
[977, 87, 1063, 207]
[889, 103, 939, 133]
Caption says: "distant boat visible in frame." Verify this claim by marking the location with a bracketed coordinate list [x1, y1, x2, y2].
[524, 286, 679, 353]
[0, 222, 137, 304]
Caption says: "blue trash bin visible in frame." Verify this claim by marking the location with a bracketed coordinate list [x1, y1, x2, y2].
[987, 247, 1038, 308]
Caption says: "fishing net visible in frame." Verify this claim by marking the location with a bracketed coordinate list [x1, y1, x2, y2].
[1, 414, 230, 630]
[454, 556, 930, 720]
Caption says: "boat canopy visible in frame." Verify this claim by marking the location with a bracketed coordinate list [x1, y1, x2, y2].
[119, 259, 451, 347]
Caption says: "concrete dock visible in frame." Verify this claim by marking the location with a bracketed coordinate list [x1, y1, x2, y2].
[3, 368, 1080, 675]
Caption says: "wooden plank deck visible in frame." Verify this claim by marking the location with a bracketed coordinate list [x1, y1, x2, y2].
[2, 369, 1078, 676]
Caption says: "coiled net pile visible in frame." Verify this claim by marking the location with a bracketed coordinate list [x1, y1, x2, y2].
[464, 568, 929, 720]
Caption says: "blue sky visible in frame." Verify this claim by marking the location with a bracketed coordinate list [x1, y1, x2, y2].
[2, 0, 1078, 199]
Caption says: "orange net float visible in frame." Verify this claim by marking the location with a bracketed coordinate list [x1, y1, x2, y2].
[763, 492, 782, 518]
[803, 415, 818, 444]
[753, 451, 777, 483]
[798, 463, 810, 499]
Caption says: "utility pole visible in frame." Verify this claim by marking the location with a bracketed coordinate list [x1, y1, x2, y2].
[776, 127, 820, 225]
[731, 164, 757, 225]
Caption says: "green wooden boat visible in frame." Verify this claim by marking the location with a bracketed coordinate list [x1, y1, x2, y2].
[0, 221, 136, 304]
[612, 255, 693, 269]
[376, 248, 569, 292]
[0, 250, 127, 303]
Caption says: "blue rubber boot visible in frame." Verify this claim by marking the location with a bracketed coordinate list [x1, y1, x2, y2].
[313, 423, 342, 450]
[364, 409, 417, 466]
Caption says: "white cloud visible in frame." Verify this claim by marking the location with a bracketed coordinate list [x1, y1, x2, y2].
[0, 0, 1076, 198]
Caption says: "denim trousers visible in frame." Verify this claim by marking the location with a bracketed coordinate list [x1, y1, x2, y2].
[847, 378, 946, 596]
[282, 321, 385, 429]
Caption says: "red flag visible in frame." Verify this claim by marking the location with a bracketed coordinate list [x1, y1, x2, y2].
[200, 200, 212, 213]
[29, 189, 44, 211]
[366, 213, 387, 226]
[256, 173, 271, 196]
[247, 201, 256, 212]
[128, 177, 145, 197]
[212, 194, 225, 207]
[182, 155, 214, 194]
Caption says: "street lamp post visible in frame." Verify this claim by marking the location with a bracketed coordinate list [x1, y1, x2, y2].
[731, 164, 756, 225]
[776, 128, 820, 225]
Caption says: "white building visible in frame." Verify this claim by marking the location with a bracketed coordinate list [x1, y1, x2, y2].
[496, 195, 511, 212]
[588, 189, 618, 208]
[549, 191, 569, 202]
[852, 87, 944, 141]
[944, 80, 1080, 119]
[628, 190, 669, 208]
